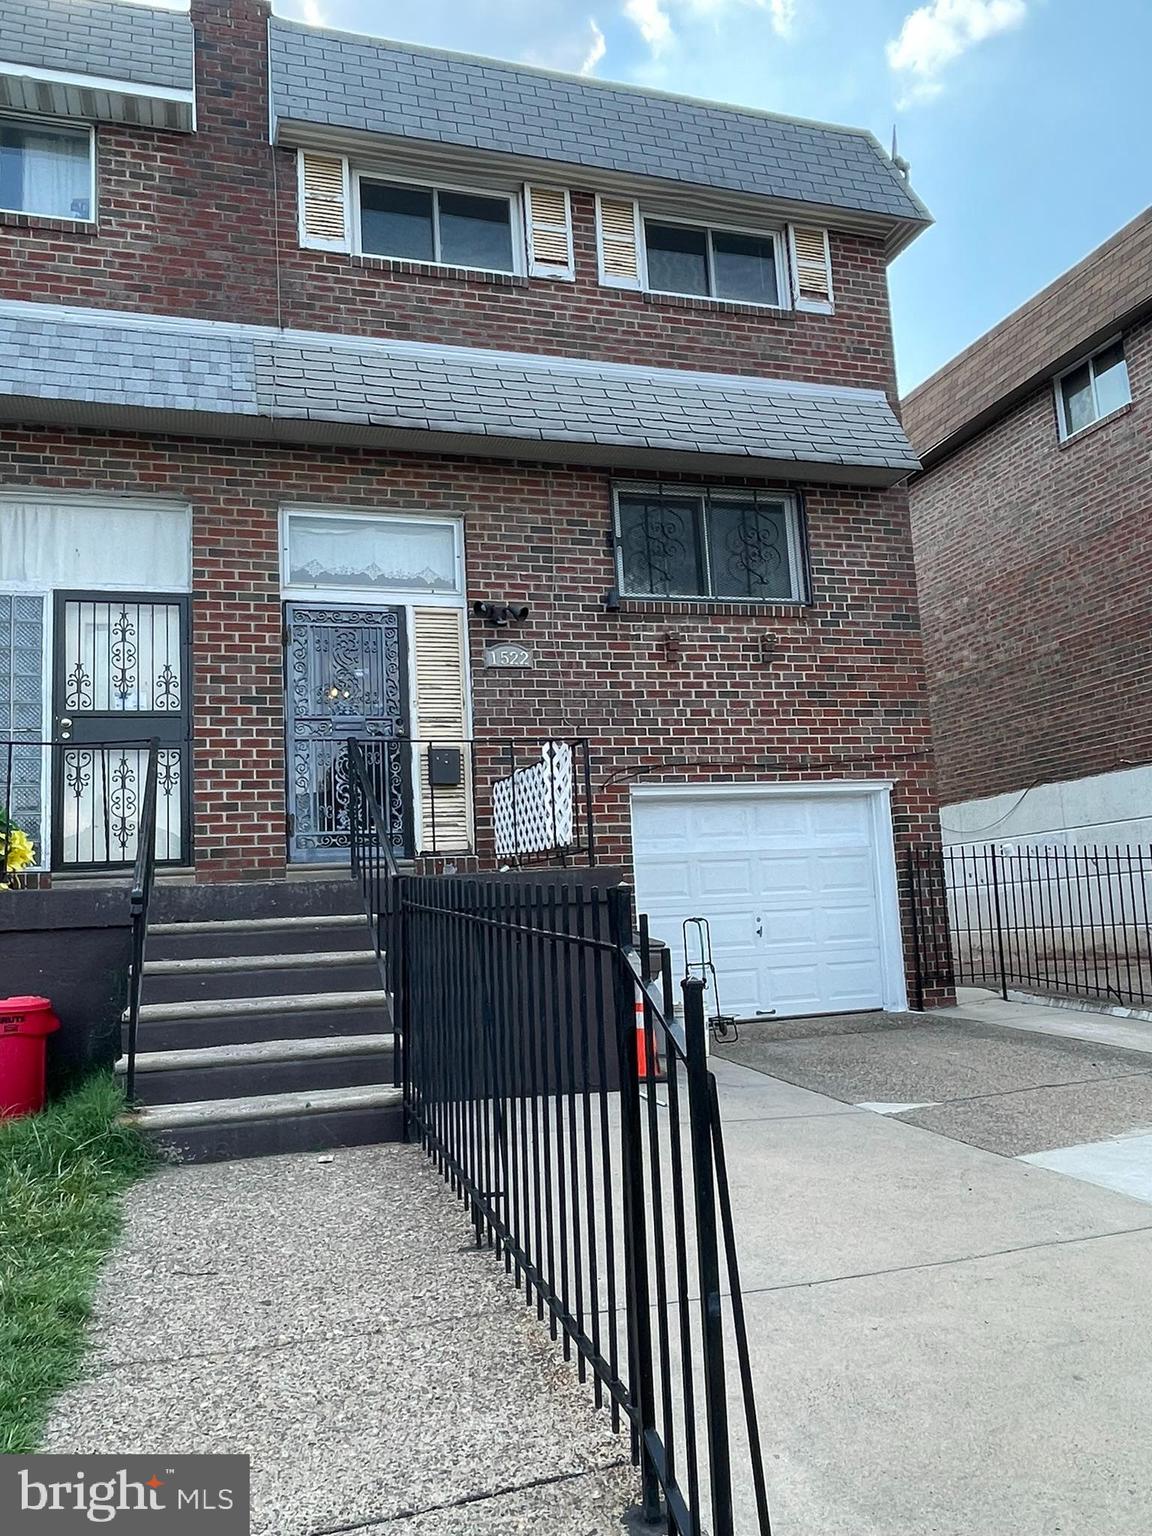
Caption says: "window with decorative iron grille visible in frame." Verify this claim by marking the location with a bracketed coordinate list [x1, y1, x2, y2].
[612, 483, 808, 602]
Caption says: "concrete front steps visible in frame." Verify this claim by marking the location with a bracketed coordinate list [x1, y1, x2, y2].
[121, 884, 403, 1163]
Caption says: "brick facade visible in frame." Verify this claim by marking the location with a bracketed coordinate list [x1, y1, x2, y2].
[0, 425, 942, 1001]
[908, 315, 1152, 809]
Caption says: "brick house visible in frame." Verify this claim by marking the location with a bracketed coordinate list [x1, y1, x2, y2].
[0, 0, 943, 1101]
[904, 209, 1152, 849]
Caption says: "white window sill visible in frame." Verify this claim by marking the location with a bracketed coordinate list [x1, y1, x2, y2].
[640, 288, 793, 318]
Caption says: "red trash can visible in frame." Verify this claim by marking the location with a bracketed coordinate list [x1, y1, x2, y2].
[0, 996, 60, 1119]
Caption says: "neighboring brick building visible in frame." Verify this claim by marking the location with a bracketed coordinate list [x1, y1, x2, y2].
[904, 209, 1152, 848]
[0, 0, 942, 1020]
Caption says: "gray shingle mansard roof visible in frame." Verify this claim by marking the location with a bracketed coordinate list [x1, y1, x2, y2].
[0, 301, 919, 485]
[0, 0, 194, 93]
[268, 19, 929, 233]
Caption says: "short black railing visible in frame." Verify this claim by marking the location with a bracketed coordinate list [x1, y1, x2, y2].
[348, 740, 771, 1535]
[340, 735, 595, 866]
[909, 841, 1152, 1010]
[123, 739, 161, 1102]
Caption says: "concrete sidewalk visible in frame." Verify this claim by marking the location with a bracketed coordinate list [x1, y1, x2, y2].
[43, 1146, 640, 1535]
[707, 1012, 1152, 1534]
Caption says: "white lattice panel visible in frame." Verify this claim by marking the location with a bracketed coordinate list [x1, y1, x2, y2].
[493, 743, 575, 858]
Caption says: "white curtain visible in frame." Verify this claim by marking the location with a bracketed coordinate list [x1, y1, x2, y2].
[287, 514, 460, 594]
[0, 500, 191, 589]
[17, 129, 90, 219]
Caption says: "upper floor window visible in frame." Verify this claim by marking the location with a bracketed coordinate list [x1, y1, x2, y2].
[0, 117, 93, 221]
[357, 177, 518, 274]
[644, 220, 782, 306]
[614, 484, 807, 602]
[1057, 340, 1131, 439]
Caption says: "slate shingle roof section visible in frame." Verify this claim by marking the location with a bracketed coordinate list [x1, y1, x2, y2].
[0, 0, 194, 92]
[0, 302, 919, 484]
[268, 19, 928, 228]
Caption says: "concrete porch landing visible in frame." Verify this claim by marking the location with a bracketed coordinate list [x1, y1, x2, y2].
[42, 1145, 640, 1535]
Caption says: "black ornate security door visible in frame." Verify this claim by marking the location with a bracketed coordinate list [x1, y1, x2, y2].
[51, 592, 191, 870]
[285, 605, 409, 863]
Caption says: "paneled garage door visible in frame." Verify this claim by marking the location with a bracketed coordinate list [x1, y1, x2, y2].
[630, 787, 902, 1020]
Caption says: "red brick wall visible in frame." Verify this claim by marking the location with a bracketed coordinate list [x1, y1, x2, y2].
[908, 315, 1152, 808]
[0, 425, 943, 1002]
[0, 0, 898, 396]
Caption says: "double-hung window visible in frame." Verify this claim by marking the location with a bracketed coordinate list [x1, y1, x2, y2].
[358, 177, 517, 274]
[1056, 340, 1131, 439]
[614, 485, 806, 602]
[644, 219, 782, 306]
[0, 116, 93, 220]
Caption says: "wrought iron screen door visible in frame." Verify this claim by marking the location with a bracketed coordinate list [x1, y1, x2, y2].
[51, 592, 191, 870]
[285, 604, 410, 863]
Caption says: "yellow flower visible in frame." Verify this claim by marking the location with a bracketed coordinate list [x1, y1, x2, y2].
[2, 826, 36, 874]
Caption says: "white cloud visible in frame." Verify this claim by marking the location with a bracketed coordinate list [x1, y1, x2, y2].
[623, 0, 676, 53]
[622, 0, 799, 58]
[769, 0, 797, 37]
[297, 0, 325, 25]
[580, 17, 608, 73]
[887, 0, 1028, 103]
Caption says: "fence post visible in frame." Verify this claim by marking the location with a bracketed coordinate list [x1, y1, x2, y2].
[905, 848, 926, 1011]
[683, 974, 734, 1536]
[989, 843, 1009, 1000]
[606, 884, 661, 1523]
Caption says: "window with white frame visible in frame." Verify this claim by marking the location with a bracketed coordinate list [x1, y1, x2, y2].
[1057, 340, 1131, 439]
[0, 116, 93, 220]
[357, 177, 518, 273]
[643, 219, 783, 306]
[284, 511, 463, 595]
[613, 485, 806, 602]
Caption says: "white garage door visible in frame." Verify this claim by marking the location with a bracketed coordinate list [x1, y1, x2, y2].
[631, 788, 899, 1020]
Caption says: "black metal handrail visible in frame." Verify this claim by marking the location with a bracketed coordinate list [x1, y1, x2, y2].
[123, 739, 161, 1102]
[347, 741, 772, 1536]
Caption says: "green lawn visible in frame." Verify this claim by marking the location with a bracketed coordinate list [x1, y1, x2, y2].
[0, 1074, 154, 1453]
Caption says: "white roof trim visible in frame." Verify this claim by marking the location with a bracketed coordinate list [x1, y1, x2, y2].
[0, 57, 195, 107]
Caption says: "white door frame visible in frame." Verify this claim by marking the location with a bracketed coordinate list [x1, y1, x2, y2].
[628, 779, 908, 1014]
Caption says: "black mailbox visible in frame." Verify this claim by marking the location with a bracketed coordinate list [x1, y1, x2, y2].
[427, 746, 463, 788]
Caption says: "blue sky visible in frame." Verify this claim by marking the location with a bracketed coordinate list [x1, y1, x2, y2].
[265, 1, 1151, 391]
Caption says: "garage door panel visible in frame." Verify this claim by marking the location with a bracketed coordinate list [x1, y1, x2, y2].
[696, 857, 756, 899]
[815, 852, 876, 894]
[820, 904, 879, 944]
[631, 790, 895, 1019]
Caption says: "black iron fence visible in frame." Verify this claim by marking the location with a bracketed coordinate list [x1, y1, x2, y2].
[348, 741, 771, 1536]
[909, 842, 1152, 1010]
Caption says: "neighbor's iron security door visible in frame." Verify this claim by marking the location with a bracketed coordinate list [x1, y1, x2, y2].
[285, 604, 410, 863]
[51, 592, 191, 870]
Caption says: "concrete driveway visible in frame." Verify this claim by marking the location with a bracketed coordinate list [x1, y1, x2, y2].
[711, 996, 1152, 1534]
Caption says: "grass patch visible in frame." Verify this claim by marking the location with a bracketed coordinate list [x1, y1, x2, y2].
[0, 1073, 154, 1453]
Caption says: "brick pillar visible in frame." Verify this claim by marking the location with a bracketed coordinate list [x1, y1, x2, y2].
[187, 0, 280, 327]
[191, 488, 286, 882]
[187, 1, 286, 880]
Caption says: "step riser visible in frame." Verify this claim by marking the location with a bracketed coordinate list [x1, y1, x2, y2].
[135, 1004, 391, 1053]
[146, 1102, 406, 1164]
[143, 961, 382, 1006]
[134, 1052, 397, 1105]
[152, 879, 363, 925]
[147, 925, 374, 961]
